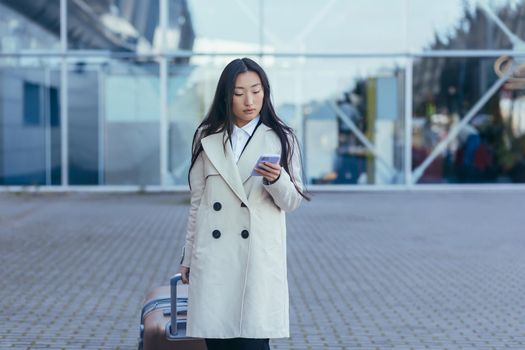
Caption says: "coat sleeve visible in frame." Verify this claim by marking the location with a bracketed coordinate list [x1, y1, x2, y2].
[262, 133, 304, 212]
[180, 148, 205, 268]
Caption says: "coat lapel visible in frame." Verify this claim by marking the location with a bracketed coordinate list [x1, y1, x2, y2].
[200, 122, 273, 205]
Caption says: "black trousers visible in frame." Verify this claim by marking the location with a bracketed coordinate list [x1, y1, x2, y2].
[204, 337, 270, 350]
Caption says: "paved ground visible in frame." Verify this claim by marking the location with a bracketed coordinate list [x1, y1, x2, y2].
[0, 190, 524, 350]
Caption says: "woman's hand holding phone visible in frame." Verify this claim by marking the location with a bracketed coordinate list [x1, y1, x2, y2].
[253, 154, 281, 183]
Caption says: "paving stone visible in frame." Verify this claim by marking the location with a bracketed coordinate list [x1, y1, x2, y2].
[0, 191, 524, 349]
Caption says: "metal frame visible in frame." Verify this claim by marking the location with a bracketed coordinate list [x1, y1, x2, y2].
[44, 66, 51, 185]
[1, 1, 524, 191]
[404, 56, 413, 187]
[159, 0, 169, 187]
[60, 0, 68, 187]
[97, 64, 106, 185]
[2, 49, 525, 58]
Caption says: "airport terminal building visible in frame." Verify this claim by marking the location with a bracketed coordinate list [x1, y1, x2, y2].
[1, 0, 524, 189]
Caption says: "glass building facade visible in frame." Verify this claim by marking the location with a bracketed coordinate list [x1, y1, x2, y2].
[1, 0, 525, 189]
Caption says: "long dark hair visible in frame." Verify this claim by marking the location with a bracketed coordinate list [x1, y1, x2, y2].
[188, 57, 311, 201]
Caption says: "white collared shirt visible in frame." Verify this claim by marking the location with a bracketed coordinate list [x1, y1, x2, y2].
[231, 115, 260, 163]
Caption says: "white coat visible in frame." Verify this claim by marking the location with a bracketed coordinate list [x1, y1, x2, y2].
[179, 121, 304, 338]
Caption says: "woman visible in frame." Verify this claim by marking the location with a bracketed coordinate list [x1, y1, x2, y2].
[178, 57, 311, 350]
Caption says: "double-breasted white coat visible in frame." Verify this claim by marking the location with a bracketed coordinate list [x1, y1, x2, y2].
[179, 120, 304, 338]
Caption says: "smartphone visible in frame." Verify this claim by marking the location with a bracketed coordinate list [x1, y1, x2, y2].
[251, 154, 281, 176]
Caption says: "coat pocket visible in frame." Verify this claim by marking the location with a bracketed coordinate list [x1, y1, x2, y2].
[204, 163, 220, 178]
[203, 165, 224, 208]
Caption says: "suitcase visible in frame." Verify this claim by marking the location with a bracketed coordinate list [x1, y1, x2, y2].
[138, 273, 207, 350]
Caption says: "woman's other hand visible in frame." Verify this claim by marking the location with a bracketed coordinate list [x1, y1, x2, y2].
[180, 266, 190, 284]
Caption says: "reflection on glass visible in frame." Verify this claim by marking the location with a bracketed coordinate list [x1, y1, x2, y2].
[186, 0, 260, 53]
[266, 58, 406, 185]
[412, 56, 525, 183]
[65, 0, 194, 52]
[167, 57, 406, 186]
[0, 59, 61, 185]
[409, 0, 525, 51]
[4, 0, 525, 188]
[168, 62, 206, 185]
[264, 0, 404, 53]
[0, 1, 60, 52]
[68, 58, 160, 185]
[167, 57, 244, 185]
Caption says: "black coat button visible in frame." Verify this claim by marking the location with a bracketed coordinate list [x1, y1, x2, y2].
[212, 230, 221, 239]
[213, 202, 222, 211]
[241, 230, 249, 239]
[240, 202, 247, 207]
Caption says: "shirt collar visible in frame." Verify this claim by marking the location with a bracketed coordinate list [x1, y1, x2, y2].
[233, 114, 260, 137]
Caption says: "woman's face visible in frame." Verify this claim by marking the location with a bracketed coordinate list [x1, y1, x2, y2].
[232, 71, 264, 126]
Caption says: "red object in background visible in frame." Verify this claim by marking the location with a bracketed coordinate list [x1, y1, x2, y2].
[412, 146, 444, 183]
[473, 143, 492, 171]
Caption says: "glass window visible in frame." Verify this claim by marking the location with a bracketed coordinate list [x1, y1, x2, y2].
[167, 57, 236, 185]
[0, 58, 62, 185]
[5, 0, 525, 189]
[23, 82, 41, 126]
[263, 0, 405, 54]
[408, 0, 525, 51]
[0, 1, 60, 52]
[283, 58, 406, 185]
[67, 58, 160, 185]
[67, 1, 159, 53]
[183, 0, 260, 53]
[412, 56, 525, 183]
[168, 56, 407, 186]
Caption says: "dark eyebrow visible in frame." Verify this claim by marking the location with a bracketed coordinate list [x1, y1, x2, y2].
[234, 83, 261, 90]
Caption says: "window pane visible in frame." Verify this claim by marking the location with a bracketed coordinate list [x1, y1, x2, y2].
[263, 0, 405, 54]
[281, 58, 406, 185]
[67, 58, 160, 185]
[412, 56, 525, 183]
[168, 56, 406, 186]
[0, 1, 60, 52]
[67, 1, 160, 52]
[184, 0, 260, 53]
[408, 0, 525, 51]
[0, 58, 62, 185]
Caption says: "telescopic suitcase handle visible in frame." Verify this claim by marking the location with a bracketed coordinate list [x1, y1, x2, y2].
[168, 272, 182, 336]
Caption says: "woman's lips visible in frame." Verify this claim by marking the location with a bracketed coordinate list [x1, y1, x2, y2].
[244, 109, 256, 113]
